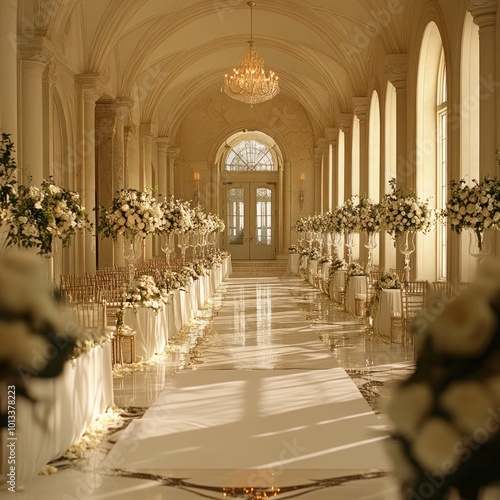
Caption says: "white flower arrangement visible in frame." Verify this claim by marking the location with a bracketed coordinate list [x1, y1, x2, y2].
[123, 275, 169, 313]
[206, 212, 225, 233]
[366, 271, 401, 318]
[318, 255, 333, 266]
[69, 321, 114, 361]
[159, 198, 193, 234]
[322, 208, 344, 234]
[7, 177, 90, 255]
[288, 245, 299, 254]
[308, 248, 320, 261]
[179, 264, 200, 282]
[97, 188, 163, 240]
[346, 261, 366, 277]
[338, 197, 360, 233]
[358, 196, 384, 233]
[385, 259, 500, 499]
[382, 179, 433, 240]
[293, 218, 309, 233]
[442, 176, 500, 250]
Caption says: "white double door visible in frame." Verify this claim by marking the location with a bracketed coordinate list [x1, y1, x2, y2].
[223, 181, 276, 260]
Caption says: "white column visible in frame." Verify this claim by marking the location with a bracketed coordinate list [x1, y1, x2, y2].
[0, 0, 18, 145]
[167, 147, 180, 198]
[76, 74, 107, 274]
[385, 55, 408, 271]
[466, 0, 498, 176]
[313, 148, 322, 214]
[353, 98, 369, 265]
[317, 139, 329, 213]
[325, 127, 337, 211]
[385, 55, 410, 190]
[156, 137, 169, 200]
[113, 98, 133, 266]
[353, 97, 369, 196]
[139, 125, 154, 260]
[19, 38, 53, 185]
[139, 124, 153, 191]
[338, 114, 353, 199]
[95, 101, 116, 269]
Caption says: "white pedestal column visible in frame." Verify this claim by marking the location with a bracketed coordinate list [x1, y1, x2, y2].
[167, 147, 180, 198]
[385, 55, 408, 273]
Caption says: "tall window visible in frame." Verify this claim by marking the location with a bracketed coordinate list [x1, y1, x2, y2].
[384, 82, 397, 192]
[437, 51, 447, 280]
[225, 140, 275, 171]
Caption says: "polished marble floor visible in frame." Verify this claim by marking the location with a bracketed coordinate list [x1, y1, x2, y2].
[5, 276, 416, 499]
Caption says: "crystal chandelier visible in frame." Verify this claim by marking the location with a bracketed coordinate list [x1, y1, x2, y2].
[221, 1, 279, 107]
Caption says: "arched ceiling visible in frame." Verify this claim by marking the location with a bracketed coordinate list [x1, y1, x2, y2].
[32, 0, 408, 140]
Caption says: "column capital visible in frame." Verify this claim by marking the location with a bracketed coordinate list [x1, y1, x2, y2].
[337, 113, 353, 132]
[115, 97, 134, 116]
[324, 127, 338, 144]
[316, 138, 330, 152]
[466, 0, 497, 29]
[156, 136, 170, 153]
[167, 147, 181, 160]
[140, 123, 154, 137]
[19, 36, 54, 64]
[125, 125, 136, 142]
[385, 54, 408, 91]
[95, 100, 117, 135]
[76, 73, 109, 103]
[352, 97, 368, 120]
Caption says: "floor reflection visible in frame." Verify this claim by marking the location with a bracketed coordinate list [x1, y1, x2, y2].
[16, 275, 414, 500]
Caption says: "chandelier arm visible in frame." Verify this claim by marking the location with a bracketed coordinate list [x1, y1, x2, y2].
[249, 1, 253, 41]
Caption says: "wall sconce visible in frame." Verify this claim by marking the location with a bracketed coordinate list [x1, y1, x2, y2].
[299, 172, 305, 209]
[193, 171, 200, 206]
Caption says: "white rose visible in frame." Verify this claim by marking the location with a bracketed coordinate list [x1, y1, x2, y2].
[428, 289, 496, 357]
[412, 418, 462, 471]
[440, 381, 495, 435]
[385, 383, 433, 439]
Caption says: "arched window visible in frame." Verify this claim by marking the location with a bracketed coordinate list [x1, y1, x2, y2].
[437, 50, 448, 281]
[368, 91, 381, 266]
[384, 82, 397, 192]
[224, 140, 275, 171]
[383, 82, 397, 270]
[416, 21, 446, 281]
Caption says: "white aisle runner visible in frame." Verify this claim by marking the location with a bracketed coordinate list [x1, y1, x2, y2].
[101, 277, 395, 498]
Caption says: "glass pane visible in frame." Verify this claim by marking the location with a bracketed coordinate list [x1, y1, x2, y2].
[225, 140, 275, 171]
[227, 188, 245, 245]
[255, 188, 272, 246]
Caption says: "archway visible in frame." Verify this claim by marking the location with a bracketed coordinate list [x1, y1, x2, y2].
[215, 131, 283, 260]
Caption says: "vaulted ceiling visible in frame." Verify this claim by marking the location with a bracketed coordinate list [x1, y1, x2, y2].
[26, 0, 410, 138]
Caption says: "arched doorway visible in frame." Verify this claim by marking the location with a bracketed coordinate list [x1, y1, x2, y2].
[217, 131, 282, 260]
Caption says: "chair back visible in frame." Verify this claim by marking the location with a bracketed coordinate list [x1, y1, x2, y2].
[71, 301, 107, 330]
[402, 280, 428, 321]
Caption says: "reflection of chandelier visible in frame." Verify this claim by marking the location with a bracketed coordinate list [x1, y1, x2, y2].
[221, 1, 279, 107]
